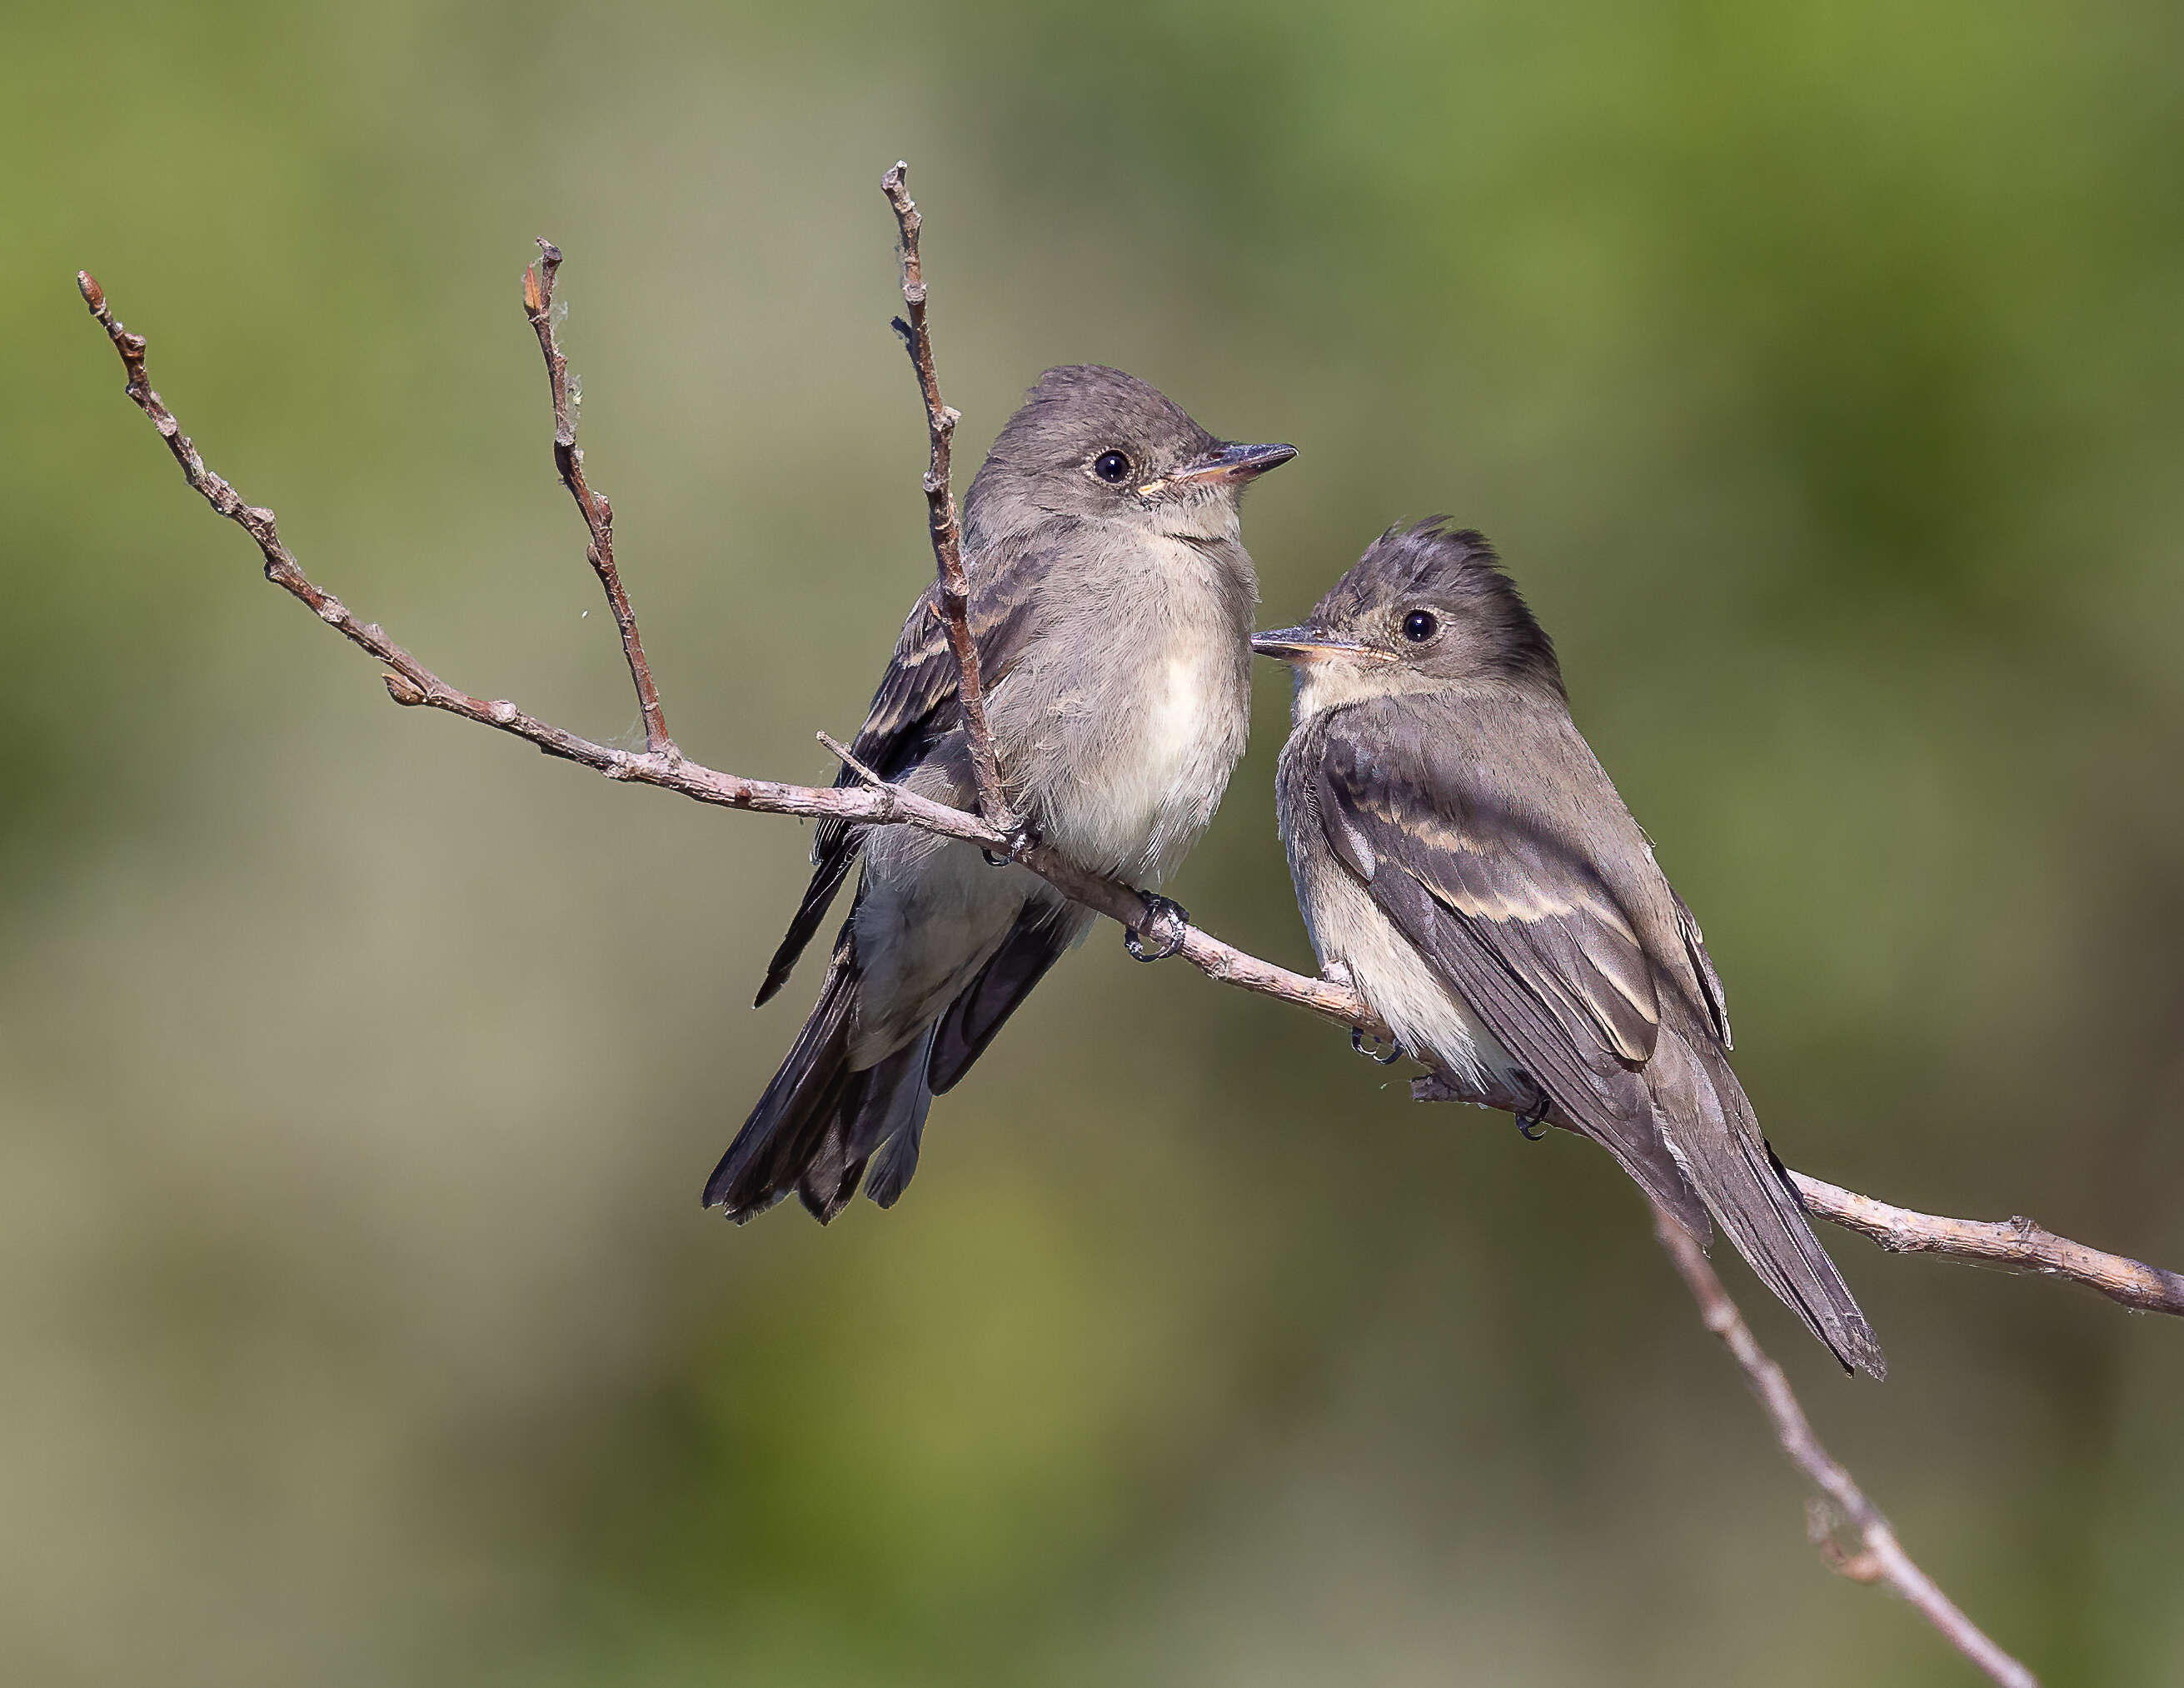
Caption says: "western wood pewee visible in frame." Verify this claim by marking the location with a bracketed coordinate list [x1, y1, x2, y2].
[707, 366, 1294, 1223]
[1257, 520, 1883, 1376]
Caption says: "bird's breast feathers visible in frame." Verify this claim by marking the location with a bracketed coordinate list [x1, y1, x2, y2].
[1045, 632, 1248, 882]
[1001, 538, 1253, 882]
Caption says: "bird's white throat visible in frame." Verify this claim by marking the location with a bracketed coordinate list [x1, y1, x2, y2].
[1291, 653, 1399, 720]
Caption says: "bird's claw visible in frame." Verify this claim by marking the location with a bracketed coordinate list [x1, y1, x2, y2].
[1124, 893, 1189, 962]
[1351, 1026, 1402, 1065]
[1515, 1074, 1552, 1141]
[983, 819, 1042, 868]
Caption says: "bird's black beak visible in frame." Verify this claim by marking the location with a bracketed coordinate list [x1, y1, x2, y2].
[1251, 626, 1387, 664]
[1139, 440, 1296, 496]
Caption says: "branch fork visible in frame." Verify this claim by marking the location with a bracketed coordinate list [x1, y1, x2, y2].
[880, 162, 1015, 837]
[521, 238, 674, 761]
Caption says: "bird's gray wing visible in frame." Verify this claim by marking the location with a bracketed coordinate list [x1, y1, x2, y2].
[925, 901, 1090, 1094]
[755, 532, 1055, 1006]
[1316, 702, 1661, 1066]
[1314, 703, 1879, 1371]
[1670, 887, 1732, 1049]
[1311, 701, 1708, 1235]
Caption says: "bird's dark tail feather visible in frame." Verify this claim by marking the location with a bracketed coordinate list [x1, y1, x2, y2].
[795, 1024, 938, 1221]
[754, 851, 856, 1007]
[707, 940, 941, 1223]
[707, 945, 856, 1219]
[928, 906, 1081, 1093]
[1648, 1028, 1886, 1378]
[865, 1106, 928, 1208]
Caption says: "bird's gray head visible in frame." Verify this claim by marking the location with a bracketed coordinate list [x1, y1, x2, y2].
[1253, 519, 1564, 714]
[964, 365, 1294, 547]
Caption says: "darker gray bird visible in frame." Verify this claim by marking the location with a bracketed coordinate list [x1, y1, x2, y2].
[706, 366, 1294, 1223]
[1257, 520, 1883, 1376]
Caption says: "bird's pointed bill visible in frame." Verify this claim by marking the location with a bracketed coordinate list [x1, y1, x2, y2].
[1250, 627, 1389, 663]
[1139, 440, 1296, 496]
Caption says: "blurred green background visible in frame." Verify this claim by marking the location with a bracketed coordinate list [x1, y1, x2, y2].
[6, 2, 2182, 1683]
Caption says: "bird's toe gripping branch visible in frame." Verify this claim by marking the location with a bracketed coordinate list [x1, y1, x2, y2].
[1124, 892, 1190, 962]
[983, 818, 1043, 867]
[1351, 1026, 1403, 1064]
[1515, 1073, 1553, 1141]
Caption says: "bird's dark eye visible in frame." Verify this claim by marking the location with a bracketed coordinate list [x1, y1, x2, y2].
[1403, 609, 1439, 642]
[1092, 450, 1133, 485]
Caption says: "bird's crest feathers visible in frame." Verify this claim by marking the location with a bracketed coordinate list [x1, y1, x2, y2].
[1318, 518, 1564, 695]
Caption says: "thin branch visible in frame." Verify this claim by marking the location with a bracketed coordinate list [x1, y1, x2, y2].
[76, 263, 1364, 1042]
[816, 729, 890, 792]
[521, 240, 675, 758]
[1792, 1174, 2184, 1316]
[1411, 1071, 2183, 1321]
[1650, 1205, 2038, 1688]
[880, 162, 1015, 836]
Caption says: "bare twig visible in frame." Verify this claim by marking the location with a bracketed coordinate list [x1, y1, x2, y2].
[815, 729, 890, 793]
[880, 162, 1015, 836]
[1650, 1206, 2039, 1688]
[76, 262, 1367, 1042]
[521, 240, 675, 758]
[1411, 1070, 2183, 1321]
[1792, 1174, 2184, 1316]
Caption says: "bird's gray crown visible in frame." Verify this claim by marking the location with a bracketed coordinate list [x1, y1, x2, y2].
[1001, 365, 1214, 454]
[1314, 518, 1563, 694]
[965, 365, 1238, 542]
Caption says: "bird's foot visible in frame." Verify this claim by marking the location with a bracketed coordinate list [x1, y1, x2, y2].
[1351, 1026, 1402, 1065]
[983, 817, 1043, 867]
[1514, 1073, 1552, 1141]
[1124, 892, 1190, 962]
[1320, 959, 1354, 989]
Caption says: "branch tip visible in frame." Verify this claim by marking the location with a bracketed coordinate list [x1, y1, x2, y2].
[876, 172, 1015, 831]
[77, 271, 104, 310]
[516, 243, 672, 757]
[816, 730, 888, 793]
[1791, 1173, 2184, 1316]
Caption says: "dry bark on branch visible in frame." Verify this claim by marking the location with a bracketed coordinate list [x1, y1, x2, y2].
[1652, 1206, 2038, 1688]
[1410, 1071, 2182, 1322]
[1790, 1173, 2184, 1316]
[522, 241, 673, 758]
[880, 162, 1015, 837]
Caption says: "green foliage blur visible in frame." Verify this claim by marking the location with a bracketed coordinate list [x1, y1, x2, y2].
[6, 2, 2182, 1682]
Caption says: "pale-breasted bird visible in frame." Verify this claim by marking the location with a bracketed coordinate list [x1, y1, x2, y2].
[706, 366, 1294, 1222]
[1256, 520, 1883, 1376]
